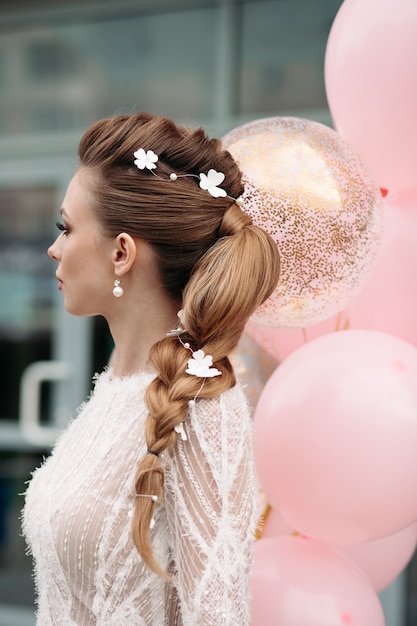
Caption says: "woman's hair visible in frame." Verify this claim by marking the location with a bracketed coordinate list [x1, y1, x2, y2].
[78, 112, 280, 578]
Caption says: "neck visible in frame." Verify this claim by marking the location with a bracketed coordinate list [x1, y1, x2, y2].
[106, 294, 179, 378]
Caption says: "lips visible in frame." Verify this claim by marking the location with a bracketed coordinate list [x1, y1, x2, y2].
[56, 274, 63, 289]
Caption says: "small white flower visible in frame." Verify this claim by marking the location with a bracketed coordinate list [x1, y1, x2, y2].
[186, 349, 222, 378]
[174, 421, 188, 441]
[199, 169, 227, 198]
[166, 310, 186, 337]
[167, 327, 186, 337]
[133, 148, 158, 170]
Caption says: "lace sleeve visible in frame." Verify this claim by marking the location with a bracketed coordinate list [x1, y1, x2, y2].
[163, 385, 257, 626]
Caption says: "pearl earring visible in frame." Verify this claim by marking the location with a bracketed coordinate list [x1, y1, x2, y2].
[112, 279, 124, 298]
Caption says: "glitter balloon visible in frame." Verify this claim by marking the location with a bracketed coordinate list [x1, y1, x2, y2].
[222, 117, 384, 328]
[231, 331, 278, 410]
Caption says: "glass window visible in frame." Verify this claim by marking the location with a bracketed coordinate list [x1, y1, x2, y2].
[0, 49, 5, 88]
[0, 186, 57, 422]
[408, 560, 417, 625]
[27, 39, 79, 80]
[0, 6, 217, 136]
[238, 0, 343, 115]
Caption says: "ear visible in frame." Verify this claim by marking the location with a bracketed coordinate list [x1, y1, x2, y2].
[112, 233, 138, 276]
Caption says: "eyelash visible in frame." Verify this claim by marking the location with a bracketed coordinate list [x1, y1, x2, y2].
[56, 221, 69, 234]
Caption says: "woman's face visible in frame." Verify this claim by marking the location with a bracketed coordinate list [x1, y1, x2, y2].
[48, 170, 115, 317]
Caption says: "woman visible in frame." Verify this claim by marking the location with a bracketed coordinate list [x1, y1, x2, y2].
[23, 112, 280, 625]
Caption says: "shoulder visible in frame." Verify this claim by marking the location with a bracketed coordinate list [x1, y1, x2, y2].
[220, 380, 251, 413]
[194, 380, 250, 421]
[187, 381, 252, 451]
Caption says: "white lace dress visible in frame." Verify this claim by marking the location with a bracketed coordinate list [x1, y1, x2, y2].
[22, 369, 257, 625]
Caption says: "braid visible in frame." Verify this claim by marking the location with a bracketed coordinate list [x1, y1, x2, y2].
[77, 112, 280, 578]
[133, 205, 279, 578]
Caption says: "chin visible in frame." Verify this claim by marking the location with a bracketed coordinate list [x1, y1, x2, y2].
[64, 300, 94, 318]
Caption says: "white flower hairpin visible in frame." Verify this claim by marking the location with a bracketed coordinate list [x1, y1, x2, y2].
[165, 311, 222, 443]
[167, 311, 222, 379]
[174, 422, 188, 441]
[199, 169, 227, 198]
[186, 350, 222, 378]
[133, 148, 158, 170]
[166, 309, 186, 337]
[133, 147, 244, 205]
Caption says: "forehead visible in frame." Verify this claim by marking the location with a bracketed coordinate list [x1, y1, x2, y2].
[62, 170, 97, 223]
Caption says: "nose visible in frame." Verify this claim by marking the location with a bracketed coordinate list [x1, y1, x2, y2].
[48, 234, 62, 261]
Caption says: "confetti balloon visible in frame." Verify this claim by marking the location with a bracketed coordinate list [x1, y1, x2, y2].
[222, 117, 384, 328]
[231, 331, 278, 411]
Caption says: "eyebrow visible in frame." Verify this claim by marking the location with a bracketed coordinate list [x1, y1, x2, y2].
[60, 208, 69, 218]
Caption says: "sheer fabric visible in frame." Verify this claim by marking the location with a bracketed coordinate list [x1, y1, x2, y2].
[23, 369, 257, 625]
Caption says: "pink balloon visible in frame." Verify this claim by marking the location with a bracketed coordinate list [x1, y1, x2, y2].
[325, 0, 417, 190]
[251, 536, 385, 626]
[260, 508, 417, 592]
[254, 330, 417, 544]
[347, 188, 417, 345]
[340, 522, 417, 593]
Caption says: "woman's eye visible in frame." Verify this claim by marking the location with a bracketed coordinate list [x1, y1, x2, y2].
[56, 221, 68, 234]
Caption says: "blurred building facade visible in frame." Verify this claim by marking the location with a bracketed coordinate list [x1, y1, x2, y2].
[0, 1, 415, 624]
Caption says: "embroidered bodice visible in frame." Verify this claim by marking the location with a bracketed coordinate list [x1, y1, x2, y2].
[22, 369, 257, 625]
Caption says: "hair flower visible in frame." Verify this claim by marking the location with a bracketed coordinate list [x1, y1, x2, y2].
[132, 151, 242, 204]
[166, 310, 186, 337]
[134, 148, 158, 170]
[186, 349, 222, 378]
[174, 421, 188, 441]
[199, 169, 227, 198]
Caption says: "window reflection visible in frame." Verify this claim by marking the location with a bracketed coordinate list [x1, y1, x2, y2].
[0, 186, 56, 423]
[0, 187, 55, 335]
[0, 7, 216, 136]
[239, 0, 342, 114]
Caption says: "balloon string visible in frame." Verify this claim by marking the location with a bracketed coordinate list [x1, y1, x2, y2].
[302, 311, 351, 344]
[334, 311, 350, 332]
[255, 501, 272, 539]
